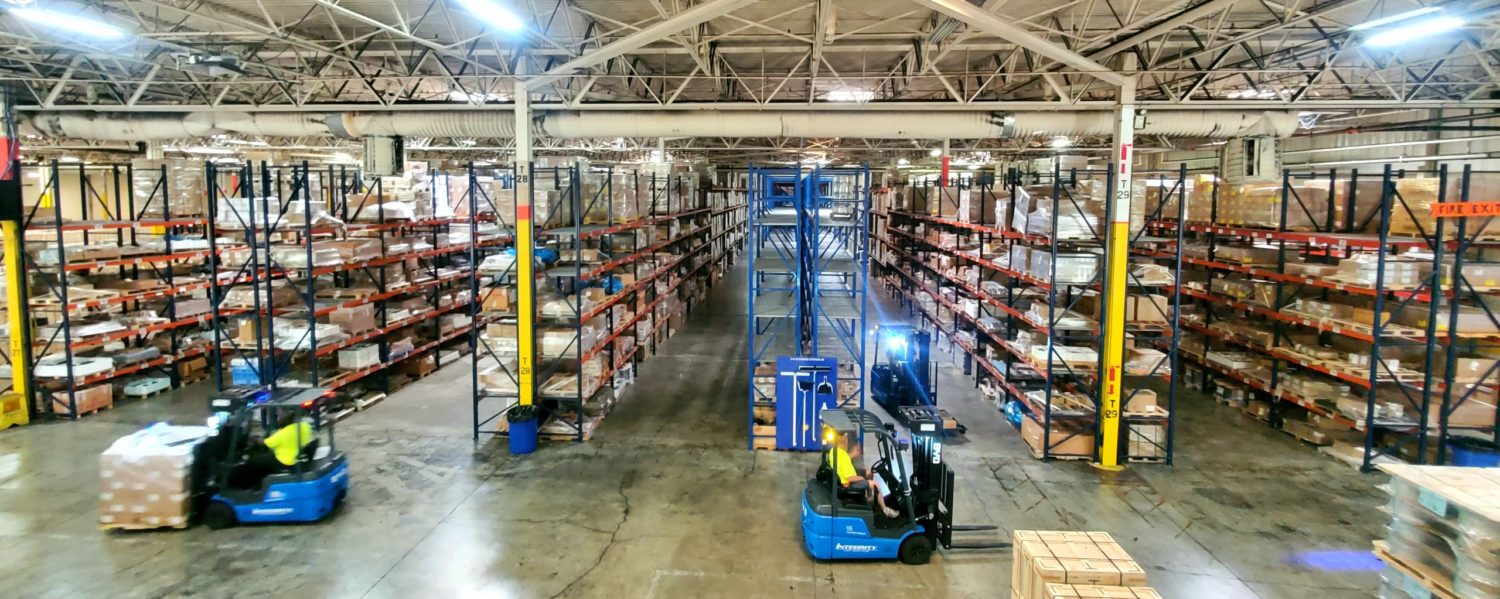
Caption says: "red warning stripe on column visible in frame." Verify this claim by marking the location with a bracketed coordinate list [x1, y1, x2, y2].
[516, 205, 532, 220]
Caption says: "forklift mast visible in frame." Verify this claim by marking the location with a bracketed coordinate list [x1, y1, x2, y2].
[906, 410, 955, 549]
[906, 330, 934, 402]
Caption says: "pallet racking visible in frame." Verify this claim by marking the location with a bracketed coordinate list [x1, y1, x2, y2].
[17, 159, 219, 418]
[873, 165, 1180, 463]
[1150, 163, 1499, 470]
[206, 160, 486, 413]
[746, 165, 870, 450]
[472, 161, 746, 441]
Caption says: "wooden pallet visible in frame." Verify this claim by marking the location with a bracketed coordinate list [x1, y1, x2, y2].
[1326, 275, 1423, 291]
[101, 521, 190, 532]
[1321, 361, 1423, 383]
[355, 392, 387, 411]
[540, 428, 594, 442]
[1373, 540, 1462, 599]
[122, 386, 171, 400]
[179, 373, 209, 386]
[1239, 404, 1271, 422]
[1282, 309, 1427, 338]
[73, 402, 114, 417]
[1028, 450, 1092, 461]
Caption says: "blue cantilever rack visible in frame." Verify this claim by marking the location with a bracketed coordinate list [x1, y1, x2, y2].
[746, 163, 870, 450]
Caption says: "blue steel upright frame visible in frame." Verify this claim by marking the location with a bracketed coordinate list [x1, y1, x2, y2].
[746, 164, 870, 450]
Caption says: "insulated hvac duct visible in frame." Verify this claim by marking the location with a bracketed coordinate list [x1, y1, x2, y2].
[1003, 110, 1299, 138]
[537, 111, 1009, 139]
[19, 109, 1299, 141]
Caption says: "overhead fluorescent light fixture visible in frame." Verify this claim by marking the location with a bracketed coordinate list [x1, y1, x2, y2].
[1051, 136, 1071, 149]
[1349, 7, 1444, 31]
[449, 89, 512, 103]
[897, 158, 910, 166]
[826, 89, 875, 103]
[9, 7, 128, 39]
[928, 149, 943, 157]
[454, 0, 526, 33]
[1365, 15, 1465, 47]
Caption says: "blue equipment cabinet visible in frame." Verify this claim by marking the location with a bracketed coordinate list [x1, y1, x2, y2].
[775, 355, 838, 450]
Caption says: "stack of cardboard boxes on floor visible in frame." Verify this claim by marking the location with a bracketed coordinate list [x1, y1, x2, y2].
[1012, 530, 1162, 599]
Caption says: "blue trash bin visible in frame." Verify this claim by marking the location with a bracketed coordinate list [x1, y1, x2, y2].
[1450, 437, 1500, 467]
[508, 407, 539, 455]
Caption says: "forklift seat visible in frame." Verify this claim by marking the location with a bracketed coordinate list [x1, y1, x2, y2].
[298, 439, 321, 462]
[817, 456, 868, 505]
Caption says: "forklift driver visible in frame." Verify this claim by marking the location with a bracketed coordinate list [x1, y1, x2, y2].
[826, 436, 900, 519]
[234, 412, 313, 487]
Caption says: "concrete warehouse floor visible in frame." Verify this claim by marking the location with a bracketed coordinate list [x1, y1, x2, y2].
[0, 262, 1390, 598]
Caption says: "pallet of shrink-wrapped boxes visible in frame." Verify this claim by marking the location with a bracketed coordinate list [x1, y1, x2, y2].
[1373, 464, 1500, 599]
[99, 423, 211, 530]
[1011, 530, 1160, 599]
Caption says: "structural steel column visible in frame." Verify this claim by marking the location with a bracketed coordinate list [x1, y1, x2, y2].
[1098, 73, 1136, 469]
[514, 78, 536, 407]
[0, 86, 30, 428]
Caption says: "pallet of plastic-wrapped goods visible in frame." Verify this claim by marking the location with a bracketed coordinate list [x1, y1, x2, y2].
[1374, 464, 1500, 599]
[133, 158, 207, 217]
[99, 424, 211, 530]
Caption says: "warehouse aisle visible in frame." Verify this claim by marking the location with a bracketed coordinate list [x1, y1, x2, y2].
[0, 256, 1391, 598]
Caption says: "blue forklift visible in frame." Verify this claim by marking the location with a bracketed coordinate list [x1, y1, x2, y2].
[201, 387, 349, 529]
[801, 408, 1006, 564]
[871, 324, 965, 435]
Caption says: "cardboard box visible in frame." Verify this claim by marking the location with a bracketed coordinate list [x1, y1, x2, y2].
[330, 304, 377, 334]
[52, 384, 112, 415]
[401, 354, 437, 377]
[1128, 295, 1171, 322]
[176, 356, 208, 378]
[482, 287, 515, 313]
[1441, 262, 1500, 288]
[1282, 418, 1335, 446]
[1044, 584, 1163, 598]
[1013, 530, 1151, 599]
[1395, 304, 1500, 334]
[1021, 416, 1095, 458]
[1447, 357, 1499, 383]
[1124, 389, 1157, 413]
[1433, 386, 1497, 428]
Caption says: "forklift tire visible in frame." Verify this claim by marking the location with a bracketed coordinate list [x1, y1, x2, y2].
[204, 502, 237, 530]
[899, 535, 933, 565]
